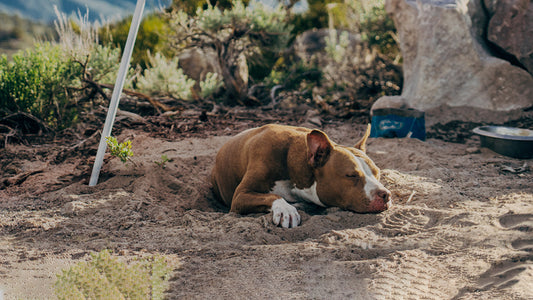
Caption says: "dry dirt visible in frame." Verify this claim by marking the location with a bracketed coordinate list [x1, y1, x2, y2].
[0, 115, 532, 299]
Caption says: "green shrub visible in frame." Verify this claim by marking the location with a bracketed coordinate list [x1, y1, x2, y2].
[290, 0, 399, 61]
[135, 51, 223, 100]
[325, 30, 350, 63]
[169, 0, 293, 103]
[199, 72, 223, 99]
[338, 0, 399, 61]
[358, 3, 399, 60]
[54, 6, 135, 87]
[87, 44, 135, 88]
[55, 249, 173, 300]
[136, 52, 196, 100]
[290, 0, 334, 37]
[53, 6, 98, 61]
[0, 42, 130, 129]
[169, 0, 250, 14]
[0, 43, 80, 128]
[0, 7, 136, 130]
[100, 12, 172, 69]
[265, 62, 322, 90]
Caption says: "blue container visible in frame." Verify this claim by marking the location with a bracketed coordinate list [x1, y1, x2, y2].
[370, 108, 426, 140]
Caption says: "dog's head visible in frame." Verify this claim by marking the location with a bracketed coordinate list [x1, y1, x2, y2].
[306, 125, 391, 213]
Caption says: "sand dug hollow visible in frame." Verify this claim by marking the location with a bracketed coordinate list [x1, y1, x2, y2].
[0, 122, 532, 299]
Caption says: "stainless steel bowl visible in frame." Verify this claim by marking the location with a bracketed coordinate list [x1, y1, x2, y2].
[473, 126, 533, 159]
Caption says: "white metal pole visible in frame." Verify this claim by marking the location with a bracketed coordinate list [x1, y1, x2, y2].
[89, 0, 146, 186]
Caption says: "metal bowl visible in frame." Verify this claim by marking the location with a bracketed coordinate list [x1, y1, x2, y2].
[473, 126, 533, 159]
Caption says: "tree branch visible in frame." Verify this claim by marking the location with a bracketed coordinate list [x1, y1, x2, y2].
[85, 79, 174, 113]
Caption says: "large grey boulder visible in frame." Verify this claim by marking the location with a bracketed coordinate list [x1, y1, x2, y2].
[486, 0, 533, 76]
[178, 48, 222, 83]
[379, 0, 533, 123]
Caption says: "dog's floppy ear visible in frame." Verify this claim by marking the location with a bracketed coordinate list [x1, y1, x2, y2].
[354, 124, 371, 153]
[307, 130, 332, 168]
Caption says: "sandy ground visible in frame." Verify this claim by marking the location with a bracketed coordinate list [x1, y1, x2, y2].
[0, 120, 532, 299]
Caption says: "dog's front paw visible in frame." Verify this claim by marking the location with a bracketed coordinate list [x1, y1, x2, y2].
[272, 198, 301, 228]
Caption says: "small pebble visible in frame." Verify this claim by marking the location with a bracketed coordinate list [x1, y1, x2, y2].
[466, 147, 480, 154]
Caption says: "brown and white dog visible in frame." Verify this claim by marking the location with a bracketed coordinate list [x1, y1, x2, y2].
[211, 124, 391, 228]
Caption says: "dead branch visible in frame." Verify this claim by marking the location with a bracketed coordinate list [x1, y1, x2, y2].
[53, 130, 100, 164]
[85, 80, 174, 113]
[83, 78, 111, 101]
[0, 112, 51, 135]
[0, 124, 19, 147]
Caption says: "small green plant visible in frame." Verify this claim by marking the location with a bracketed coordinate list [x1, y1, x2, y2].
[154, 154, 170, 168]
[106, 136, 134, 164]
[55, 249, 173, 300]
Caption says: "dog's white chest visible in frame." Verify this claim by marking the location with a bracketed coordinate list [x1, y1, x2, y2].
[271, 180, 325, 207]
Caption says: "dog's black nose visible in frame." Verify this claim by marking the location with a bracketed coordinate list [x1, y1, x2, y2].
[376, 189, 391, 203]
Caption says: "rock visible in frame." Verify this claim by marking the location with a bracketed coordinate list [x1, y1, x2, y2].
[371, 96, 409, 112]
[301, 109, 323, 128]
[381, 0, 533, 121]
[177, 47, 248, 91]
[486, 0, 533, 76]
[466, 147, 481, 154]
[177, 48, 222, 82]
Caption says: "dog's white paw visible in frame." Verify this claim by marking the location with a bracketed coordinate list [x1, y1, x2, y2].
[272, 198, 301, 228]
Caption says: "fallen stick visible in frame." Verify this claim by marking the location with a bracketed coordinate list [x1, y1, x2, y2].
[406, 190, 416, 204]
[85, 79, 174, 113]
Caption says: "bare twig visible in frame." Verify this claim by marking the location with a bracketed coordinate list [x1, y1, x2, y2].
[89, 81, 174, 113]
[0, 124, 17, 147]
[83, 78, 111, 101]
[406, 190, 416, 204]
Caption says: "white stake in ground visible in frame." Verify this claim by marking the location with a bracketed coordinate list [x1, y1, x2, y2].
[89, 0, 146, 186]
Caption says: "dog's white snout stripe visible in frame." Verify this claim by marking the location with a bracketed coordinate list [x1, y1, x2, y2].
[271, 198, 301, 228]
[350, 152, 386, 199]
